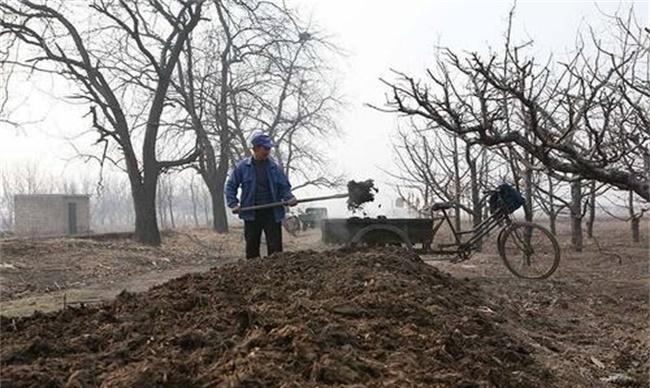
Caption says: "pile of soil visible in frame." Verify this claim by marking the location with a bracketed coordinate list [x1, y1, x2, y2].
[1, 248, 553, 387]
[347, 179, 378, 211]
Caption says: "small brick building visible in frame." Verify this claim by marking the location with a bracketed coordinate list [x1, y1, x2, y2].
[14, 194, 90, 237]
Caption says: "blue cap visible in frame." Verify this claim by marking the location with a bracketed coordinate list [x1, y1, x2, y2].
[251, 133, 274, 148]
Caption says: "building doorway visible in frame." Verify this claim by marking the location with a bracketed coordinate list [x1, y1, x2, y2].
[68, 202, 77, 235]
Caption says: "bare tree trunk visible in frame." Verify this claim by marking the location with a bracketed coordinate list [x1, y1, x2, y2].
[189, 181, 200, 227]
[212, 29, 232, 234]
[521, 160, 534, 246]
[570, 180, 583, 252]
[133, 182, 161, 245]
[629, 191, 640, 243]
[158, 197, 166, 229]
[631, 217, 640, 243]
[466, 146, 482, 250]
[481, 153, 490, 222]
[210, 175, 229, 233]
[644, 149, 650, 200]
[452, 137, 461, 231]
[549, 213, 557, 236]
[201, 188, 210, 227]
[197, 151, 229, 233]
[548, 178, 557, 235]
[523, 165, 533, 222]
[587, 180, 596, 238]
[168, 188, 175, 230]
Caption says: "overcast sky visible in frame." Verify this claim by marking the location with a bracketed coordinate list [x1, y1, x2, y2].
[1, 0, 648, 217]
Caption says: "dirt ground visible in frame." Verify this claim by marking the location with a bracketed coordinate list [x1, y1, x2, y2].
[0, 227, 322, 316]
[427, 220, 649, 387]
[0, 219, 648, 387]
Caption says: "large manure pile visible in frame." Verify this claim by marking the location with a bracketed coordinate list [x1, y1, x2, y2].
[1, 248, 552, 387]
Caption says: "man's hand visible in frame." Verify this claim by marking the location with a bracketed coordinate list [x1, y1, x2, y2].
[231, 205, 241, 214]
[286, 197, 298, 207]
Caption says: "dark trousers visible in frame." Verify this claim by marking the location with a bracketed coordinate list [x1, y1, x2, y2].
[244, 209, 282, 259]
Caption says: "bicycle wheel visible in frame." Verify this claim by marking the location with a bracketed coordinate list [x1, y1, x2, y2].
[498, 221, 560, 279]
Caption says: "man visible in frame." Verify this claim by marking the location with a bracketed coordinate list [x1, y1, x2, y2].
[225, 133, 298, 259]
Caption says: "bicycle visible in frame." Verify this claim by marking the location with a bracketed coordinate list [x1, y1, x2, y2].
[427, 185, 561, 280]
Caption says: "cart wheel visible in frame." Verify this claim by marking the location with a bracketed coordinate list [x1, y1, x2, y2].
[498, 221, 560, 279]
[349, 225, 414, 251]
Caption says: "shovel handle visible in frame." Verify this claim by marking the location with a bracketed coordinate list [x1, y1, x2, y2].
[238, 200, 289, 212]
[238, 193, 348, 212]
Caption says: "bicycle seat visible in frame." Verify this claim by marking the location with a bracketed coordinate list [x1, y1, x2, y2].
[431, 202, 454, 211]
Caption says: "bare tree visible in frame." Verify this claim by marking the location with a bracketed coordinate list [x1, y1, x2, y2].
[171, 0, 241, 233]
[626, 191, 648, 243]
[533, 175, 564, 235]
[376, 7, 649, 202]
[387, 124, 493, 244]
[599, 190, 648, 243]
[533, 174, 608, 251]
[0, 0, 205, 244]
[187, 174, 201, 227]
[387, 130, 442, 215]
[173, 0, 341, 233]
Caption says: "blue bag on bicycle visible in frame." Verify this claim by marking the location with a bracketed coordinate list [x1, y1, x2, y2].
[489, 184, 525, 214]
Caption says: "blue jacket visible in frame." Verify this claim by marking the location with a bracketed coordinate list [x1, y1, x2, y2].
[225, 157, 295, 222]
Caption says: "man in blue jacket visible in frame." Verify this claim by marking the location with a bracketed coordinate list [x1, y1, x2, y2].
[225, 133, 298, 259]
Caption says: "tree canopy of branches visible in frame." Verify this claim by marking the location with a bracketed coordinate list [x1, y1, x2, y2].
[378, 8, 650, 202]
